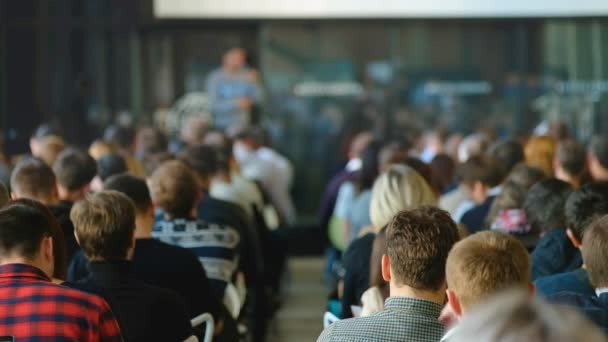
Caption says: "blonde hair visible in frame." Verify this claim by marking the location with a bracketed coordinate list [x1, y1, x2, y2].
[89, 140, 117, 160]
[369, 164, 437, 230]
[36, 135, 66, 166]
[525, 136, 557, 176]
[446, 231, 530, 310]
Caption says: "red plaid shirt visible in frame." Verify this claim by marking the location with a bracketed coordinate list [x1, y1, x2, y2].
[0, 263, 123, 341]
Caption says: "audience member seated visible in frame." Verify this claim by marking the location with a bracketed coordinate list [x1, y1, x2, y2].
[66, 191, 194, 342]
[589, 135, 608, 181]
[134, 125, 168, 160]
[360, 227, 388, 317]
[91, 153, 128, 192]
[549, 214, 608, 333]
[35, 135, 66, 167]
[234, 126, 296, 225]
[29, 123, 63, 159]
[535, 182, 608, 297]
[149, 160, 240, 296]
[448, 290, 605, 342]
[439, 133, 492, 217]
[457, 156, 504, 233]
[430, 154, 456, 194]
[485, 164, 546, 249]
[443, 231, 532, 340]
[319, 207, 459, 342]
[67, 174, 225, 329]
[340, 164, 436, 318]
[0, 203, 122, 340]
[333, 141, 382, 245]
[554, 139, 589, 188]
[89, 139, 118, 160]
[525, 135, 557, 176]
[11, 157, 81, 262]
[524, 179, 578, 280]
[104, 124, 146, 177]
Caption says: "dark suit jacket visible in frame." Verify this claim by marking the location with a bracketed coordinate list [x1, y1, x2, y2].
[535, 268, 595, 297]
[66, 261, 193, 342]
[531, 228, 582, 280]
[461, 196, 495, 234]
[549, 292, 608, 334]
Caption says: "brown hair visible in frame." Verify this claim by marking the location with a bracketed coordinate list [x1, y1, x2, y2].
[10, 198, 67, 279]
[457, 155, 504, 188]
[446, 231, 530, 310]
[582, 215, 608, 288]
[11, 158, 57, 201]
[53, 148, 97, 191]
[525, 136, 557, 177]
[148, 160, 199, 218]
[71, 191, 135, 261]
[386, 206, 459, 291]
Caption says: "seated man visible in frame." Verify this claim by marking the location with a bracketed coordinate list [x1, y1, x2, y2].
[317, 206, 460, 342]
[554, 140, 587, 188]
[443, 231, 533, 340]
[535, 182, 608, 297]
[67, 174, 224, 328]
[457, 156, 504, 233]
[66, 191, 194, 342]
[549, 214, 608, 333]
[0, 202, 122, 340]
[149, 160, 241, 296]
[11, 157, 81, 262]
[523, 179, 578, 280]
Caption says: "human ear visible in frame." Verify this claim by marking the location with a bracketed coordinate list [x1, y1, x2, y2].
[381, 254, 391, 282]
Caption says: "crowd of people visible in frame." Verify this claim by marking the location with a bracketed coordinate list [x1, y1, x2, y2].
[0, 119, 293, 341]
[318, 125, 608, 341]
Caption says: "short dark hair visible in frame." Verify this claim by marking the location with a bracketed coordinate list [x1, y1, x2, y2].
[0, 203, 53, 260]
[582, 215, 608, 288]
[97, 154, 128, 181]
[31, 123, 62, 140]
[565, 182, 608, 241]
[104, 125, 136, 149]
[148, 160, 198, 218]
[71, 191, 136, 261]
[457, 155, 503, 188]
[11, 157, 57, 199]
[556, 140, 586, 177]
[178, 145, 220, 179]
[590, 136, 608, 169]
[386, 206, 459, 291]
[488, 140, 524, 176]
[357, 141, 383, 191]
[104, 174, 152, 213]
[53, 148, 97, 191]
[524, 178, 572, 234]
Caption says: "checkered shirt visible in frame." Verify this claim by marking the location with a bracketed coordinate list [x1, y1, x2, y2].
[318, 296, 445, 342]
[0, 263, 123, 341]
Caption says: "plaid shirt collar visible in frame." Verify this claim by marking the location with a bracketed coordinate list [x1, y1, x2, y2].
[384, 296, 444, 319]
[0, 263, 50, 283]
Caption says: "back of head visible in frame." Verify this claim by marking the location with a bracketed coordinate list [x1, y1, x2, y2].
[178, 145, 219, 180]
[430, 153, 456, 193]
[349, 131, 374, 160]
[504, 164, 546, 189]
[488, 140, 524, 177]
[71, 191, 135, 261]
[589, 135, 608, 179]
[565, 181, 608, 241]
[89, 140, 117, 160]
[446, 231, 530, 310]
[457, 155, 504, 188]
[370, 164, 437, 229]
[457, 133, 491, 163]
[97, 154, 128, 182]
[104, 124, 136, 150]
[556, 139, 586, 178]
[53, 148, 97, 192]
[11, 157, 57, 202]
[581, 215, 608, 289]
[450, 290, 605, 342]
[525, 136, 557, 176]
[386, 206, 459, 291]
[31, 123, 62, 141]
[36, 135, 66, 166]
[524, 179, 572, 233]
[0, 203, 53, 262]
[379, 141, 409, 172]
[148, 160, 198, 218]
[356, 141, 383, 191]
[135, 126, 168, 156]
[104, 174, 152, 213]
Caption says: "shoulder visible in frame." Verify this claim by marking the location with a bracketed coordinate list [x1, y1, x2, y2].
[52, 282, 112, 311]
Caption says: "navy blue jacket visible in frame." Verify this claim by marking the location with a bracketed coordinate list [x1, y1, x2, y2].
[531, 228, 582, 281]
[461, 196, 495, 234]
[535, 268, 595, 297]
[549, 292, 608, 334]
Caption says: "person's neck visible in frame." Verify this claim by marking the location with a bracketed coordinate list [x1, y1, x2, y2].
[212, 172, 231, 184]
[390, 283, 446, 305]
[593, 167, 608, 182]
[134, 217, 153, 239]
[58, 190, 83, 203]
[0, 257, 49, 277]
